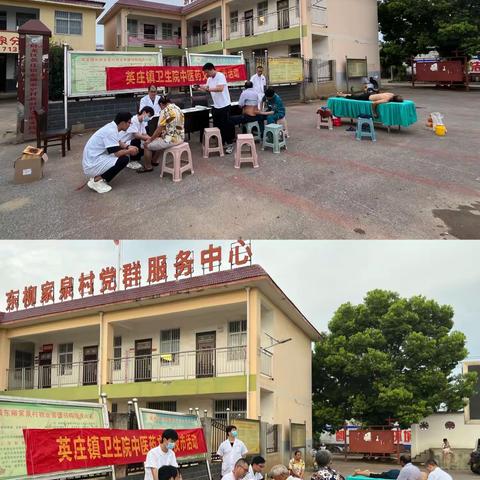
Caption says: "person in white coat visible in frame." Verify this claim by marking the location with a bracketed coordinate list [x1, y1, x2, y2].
[221, 459, 250, 480]
[140, 85, 161, 116]
[217, 425, 248, 476]
[250, 65, 267, 108]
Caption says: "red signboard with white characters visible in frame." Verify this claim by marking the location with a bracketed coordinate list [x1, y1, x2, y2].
[23, 428, 207, 475]
[105, 64, 247, 91]
[335, 428, 411, 445]
[5, 240, 253, 311]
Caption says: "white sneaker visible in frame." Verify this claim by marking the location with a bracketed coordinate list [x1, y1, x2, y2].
[225, 144, 234, 154]
[126, 160, 142, 170]
[87, 178, 112, 194]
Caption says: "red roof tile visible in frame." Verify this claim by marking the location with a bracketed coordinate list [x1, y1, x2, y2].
[1, 265, 268, 324]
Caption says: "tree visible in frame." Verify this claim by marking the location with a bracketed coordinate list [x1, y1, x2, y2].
[49, 42, 66, 101]
[378, 0, 480, 66]
[312, 290, 477, 434]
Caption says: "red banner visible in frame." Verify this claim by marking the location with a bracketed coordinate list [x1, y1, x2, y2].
[23, 428, 207, 475]
[105, 64, 247, 91]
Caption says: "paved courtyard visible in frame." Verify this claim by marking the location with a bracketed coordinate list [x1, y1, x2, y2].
[0, 86, 479, 239]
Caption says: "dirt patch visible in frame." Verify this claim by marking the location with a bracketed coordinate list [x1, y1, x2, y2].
[432, 202, 480, 239]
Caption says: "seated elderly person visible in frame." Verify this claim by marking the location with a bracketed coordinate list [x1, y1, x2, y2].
[140, 95, 185, 173]
[311, 450, 344, 480]
[268, 464, 295, 480]
[231, 81, 265, 138]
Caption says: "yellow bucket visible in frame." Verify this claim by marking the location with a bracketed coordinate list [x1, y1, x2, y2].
[435, 125, 446, 136]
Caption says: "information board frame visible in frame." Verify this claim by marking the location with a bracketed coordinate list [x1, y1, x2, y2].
[0, 395, 112, 480]
[267, 57, 304, 85]
[345, 57, 368, 92]
[232, 418, 261, 454]
[66, 50, 163, 98]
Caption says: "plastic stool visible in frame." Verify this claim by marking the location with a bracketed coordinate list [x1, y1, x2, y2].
[317, 113, 333, 130]
[160, 142, 194, 182]
[235, 134, 259, 168]
[245, 121, 261, 141]
[276, 117, 289, 137]
[202, 127, 224, 158]
[355, 116, 376, 142]
[262, 124, 287, 154]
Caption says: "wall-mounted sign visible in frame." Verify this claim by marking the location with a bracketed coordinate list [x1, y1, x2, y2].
[5, 240, 253, 312]
[0, 31, 19, 53]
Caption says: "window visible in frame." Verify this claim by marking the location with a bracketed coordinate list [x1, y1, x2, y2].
[0, 11, 7, 30]
[160, 328, 180, 364]
[257, 1, 268, 26]
[59, 343, 73, 375]
[214, 399, 246, 419]
[16, 12, 36, 29]
[113, 336, 122, 371]
[111, 403, 118, 413]
[228, 320, 247, 360]
[162, 23, 172, 39]
[289, 44, 301, 57]
[230, 11, 238, 33]
[55, 11, 82, 35]
[127, 18, 138, 36]
[147, 401, 177, 411]
[209, 18, 216, 37]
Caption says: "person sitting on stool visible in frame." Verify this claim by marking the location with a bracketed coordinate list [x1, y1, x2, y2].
[82, 111, 138, 194]
[258, 87, 286, 127]
[230, 81, 265, 138]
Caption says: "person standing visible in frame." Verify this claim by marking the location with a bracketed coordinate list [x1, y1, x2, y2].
[144, 429, 181, 480]
[198, 62, 235, 154]
[140, 85, 161, 116]
[217, 425, 248, 476]
[250, 65, 267, 108]
[82, 111, 138, 194]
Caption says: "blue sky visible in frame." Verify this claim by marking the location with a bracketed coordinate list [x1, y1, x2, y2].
[1, 240, 479, 360]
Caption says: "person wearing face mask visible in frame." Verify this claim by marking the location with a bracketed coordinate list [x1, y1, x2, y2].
[144, 429, 180, 480]
[217, 425, 248, 477]
[119, 106, 154, 170]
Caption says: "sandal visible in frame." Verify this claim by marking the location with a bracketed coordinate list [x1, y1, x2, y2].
[137, 167, 154, 173]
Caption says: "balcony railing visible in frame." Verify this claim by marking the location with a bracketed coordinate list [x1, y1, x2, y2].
[260, 348, 273, 378]
[7, 361, 98, 390]
[127, 32, 182, 48]
[187, 30, 222, 47]
[227, 7, 299, 40]
[109, 346, 247, 384]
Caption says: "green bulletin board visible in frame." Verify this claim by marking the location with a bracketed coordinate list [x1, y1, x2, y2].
[67, 51, 161, 97]
[187, 52, 245, 86]
[0, 396, 109, 480]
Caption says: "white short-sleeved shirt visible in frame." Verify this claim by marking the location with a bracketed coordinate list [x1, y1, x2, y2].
[250, 74, 266, 96]
[144, 446, 179, 480]
[244, 465, 263, 480]
[207, 71, 231, 109]
[119, 115, 147, 145]
[217, 439, 248, 475]
[82, 120, 120, 178]
[140, 94, 161, 116]
[428, 468, 453, 480]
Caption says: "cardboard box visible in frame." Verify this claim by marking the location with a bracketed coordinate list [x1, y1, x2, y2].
[14, 146, 48, 184]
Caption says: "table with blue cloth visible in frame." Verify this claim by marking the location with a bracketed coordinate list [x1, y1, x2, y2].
[326, 97, 417, 132]
[346, 476, 393, 480]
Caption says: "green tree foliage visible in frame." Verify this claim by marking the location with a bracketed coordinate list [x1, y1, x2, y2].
[378, 0, 480, 66]
[312, 290, 477, 433]
[49, 43, 66, 101]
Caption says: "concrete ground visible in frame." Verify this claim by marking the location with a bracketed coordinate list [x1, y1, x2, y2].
[1, 86, 479, 239]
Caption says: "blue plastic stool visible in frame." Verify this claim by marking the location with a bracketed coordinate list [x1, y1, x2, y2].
[245, 121, 261, 142]
[262, 124, 287, 153]
[355, 115, 376, 142]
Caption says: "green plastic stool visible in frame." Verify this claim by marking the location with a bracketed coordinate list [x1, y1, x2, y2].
[262, 124, 287, 154]
[245, 121, 261, 142]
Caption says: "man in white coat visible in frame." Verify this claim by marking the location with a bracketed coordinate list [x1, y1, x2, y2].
[250, 65, 267, 108]
[217, 425, 248, 477]
[222, 459, 250, 480]
[140, 85, 161, 116]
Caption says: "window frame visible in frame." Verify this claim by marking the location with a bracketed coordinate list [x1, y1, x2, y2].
[227, 320, 247, 361]
[162, 22, 173, 40]
[257, 1, 268, 26]
[230, 10, 238, 33]
[160, 328, 180, 365]
[113, 336, 122, 371]
[54, 10, 83, 36]
[58, 343, 73, 376]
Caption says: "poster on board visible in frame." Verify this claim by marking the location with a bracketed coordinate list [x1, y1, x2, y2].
[187, 52, 245, 87]
[0, 395, 111, 480]
[268, 57, 304, 84]
[67, 51, 162, 97]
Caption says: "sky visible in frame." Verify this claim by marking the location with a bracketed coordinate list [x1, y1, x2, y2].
[1, 240, 479, 359]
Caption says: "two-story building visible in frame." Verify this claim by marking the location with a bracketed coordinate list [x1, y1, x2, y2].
[99, 0, 380, 87]
[0, 0, 104, 93]
[0, 264, 320, 460]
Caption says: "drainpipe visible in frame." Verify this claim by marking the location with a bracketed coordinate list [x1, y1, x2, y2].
[246, 287, 250, 417]
[98, 311, 104, 398]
